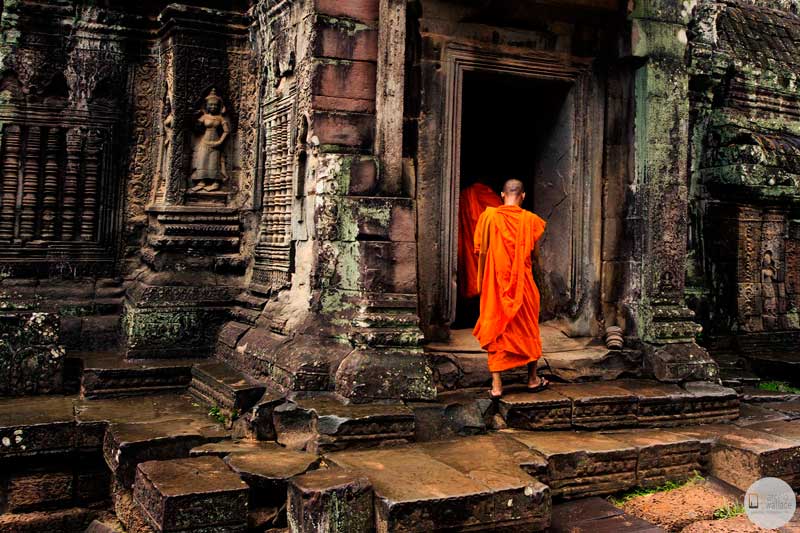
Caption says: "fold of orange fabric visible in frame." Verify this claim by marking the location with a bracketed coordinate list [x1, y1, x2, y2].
[457, 183, 502, 299]
[472, 205, 546, 372]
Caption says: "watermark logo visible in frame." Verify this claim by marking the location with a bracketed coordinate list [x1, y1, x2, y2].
[745, 477, 796, 529]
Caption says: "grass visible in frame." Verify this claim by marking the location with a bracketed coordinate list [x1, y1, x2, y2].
[712, 502, 745, 520]
[608, 472, 705, 506]
[758, 380, 800, 394]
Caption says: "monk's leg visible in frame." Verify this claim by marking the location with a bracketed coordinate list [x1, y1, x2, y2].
[491, 372, 503, 396]
[527, 361, 541, 387]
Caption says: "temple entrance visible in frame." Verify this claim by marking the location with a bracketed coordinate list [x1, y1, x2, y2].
[453, 70, 574, 329]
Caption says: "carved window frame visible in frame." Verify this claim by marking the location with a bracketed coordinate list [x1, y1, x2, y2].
[436, 43, 597, 324]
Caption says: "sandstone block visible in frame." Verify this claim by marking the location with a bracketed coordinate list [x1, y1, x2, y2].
[133, 457, 248, 532]
[288, 468, 373, 533]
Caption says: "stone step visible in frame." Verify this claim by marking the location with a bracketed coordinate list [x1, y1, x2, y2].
[498, 379, 739, 431]
[133, 456, 249, 532]
[103, 417, 228, 488]
[76, 352, 206, 399]
[326, 434, 551, 531]
[188, 360, 266, 418]
[549, 497, 665, 532]
[288, 469, 374, 533]
[0, 507, 99, 533]
[273, 396, 415, 454]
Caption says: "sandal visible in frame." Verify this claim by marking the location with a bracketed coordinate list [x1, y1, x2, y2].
[488, 389, 504, 400]
[526, 376, 550, 393]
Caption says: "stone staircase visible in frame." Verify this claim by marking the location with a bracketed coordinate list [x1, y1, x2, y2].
[8, 352, 800, 532]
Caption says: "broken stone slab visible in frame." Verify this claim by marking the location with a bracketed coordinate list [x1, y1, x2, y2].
[274, 396, 415, 453]
[189, 360, 266, 416]
[499, 387, 573, 430]
[189, 439, 276, 457]
[602, 428, 703, 487]
[223, 443, 319, 507]
[435, 388, 494, 436]
[0, 395, 76, 458]
[417, 434, 551, 492]
[85, 518, 126, 533]
[230, 390, 284, 441]
[75, 394, 214, 452]
[79, 353, 203, 399]
[133, 456, 249, 532]
[554, 382, 638, 429]
[103, 418, 228, 487]
[327, 444, 550, 531]
[709, 425, 800, 490]
[504, 429, 638, 499]
[288, 468, 373, 533]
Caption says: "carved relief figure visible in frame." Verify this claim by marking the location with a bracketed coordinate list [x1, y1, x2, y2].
[761, 250, 778, 329]
[189, 89, 230, 193]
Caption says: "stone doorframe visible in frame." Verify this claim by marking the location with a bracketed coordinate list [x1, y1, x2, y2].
[419, 42, 601, 338]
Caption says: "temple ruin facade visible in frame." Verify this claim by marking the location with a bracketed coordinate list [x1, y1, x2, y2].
[2, 0, 800, 531]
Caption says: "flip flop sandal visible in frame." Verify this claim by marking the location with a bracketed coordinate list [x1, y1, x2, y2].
[526, 376, 550, 393]
[488, 389, 503, 400]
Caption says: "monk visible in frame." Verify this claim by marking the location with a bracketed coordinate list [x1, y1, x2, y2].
[473, 179, 548, 398]
[458, 182, 502, 299]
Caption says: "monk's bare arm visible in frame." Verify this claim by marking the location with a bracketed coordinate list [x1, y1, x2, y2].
[532, 241, 543, 288]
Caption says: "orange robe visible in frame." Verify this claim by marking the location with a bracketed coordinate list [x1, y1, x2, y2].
[458, 183, 502, 299]
[472, 205, 546, 372]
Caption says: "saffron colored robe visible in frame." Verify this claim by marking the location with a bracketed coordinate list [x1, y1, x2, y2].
[458, 183, 502, 299]
[472, 205, 547, 372]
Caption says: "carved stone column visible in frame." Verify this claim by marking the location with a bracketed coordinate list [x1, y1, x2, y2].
[629, 0, 717, 381]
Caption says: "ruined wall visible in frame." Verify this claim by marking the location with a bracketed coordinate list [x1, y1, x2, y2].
[689, 0, 800, 355]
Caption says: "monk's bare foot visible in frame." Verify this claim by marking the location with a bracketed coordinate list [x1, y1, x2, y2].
[526, 375, 549, 392]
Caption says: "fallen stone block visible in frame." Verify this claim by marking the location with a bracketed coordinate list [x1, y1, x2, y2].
[224, 443, 319, 507]
[133, 456, 248, 532]
[288, 468, 373, 533]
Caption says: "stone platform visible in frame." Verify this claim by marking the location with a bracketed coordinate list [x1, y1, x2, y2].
[6, 380, 800, 532]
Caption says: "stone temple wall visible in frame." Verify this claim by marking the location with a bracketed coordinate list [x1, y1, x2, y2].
[3, 0, 799, 398]
[688, 0, 800, 358]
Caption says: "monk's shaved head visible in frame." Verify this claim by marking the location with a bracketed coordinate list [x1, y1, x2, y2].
[502, 179, 525, 195]
[501, 179, 526, 206]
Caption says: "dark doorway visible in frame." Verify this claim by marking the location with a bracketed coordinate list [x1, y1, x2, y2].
[454, 70, 574, 328]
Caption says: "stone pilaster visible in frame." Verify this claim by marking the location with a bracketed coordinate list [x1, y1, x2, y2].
[629, 0, 717, 381]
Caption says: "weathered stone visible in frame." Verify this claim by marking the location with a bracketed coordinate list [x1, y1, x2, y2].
[327, 441, 550, 531]
[0, 311, 64, 395]
[0, 507, 97, 533]
[189, 439, 275, 457]
[0, 395, 76, 458]
[334, 348, 436, 402]
[549, 498, 663, 533]
[104, 418, 227, 487]
[505, 430, 638, 498]
[79, 353, 202, 399]
[189, 360, 266, 417]
[607, 428, 703, 487]
[224, 443, 319, 506]
[133, 456, 249, 532]
[732, 403, 789, 427]
[681, 381, 740, 423]
[709, 426, 800, 490]
[554, 382, 638, 429]
[644, 343, 719, 383]
[288, 468, 373, 533]
[614, 379, 693, 426]
[499, 388, 573, 430]
[5, 470, 74, 512]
